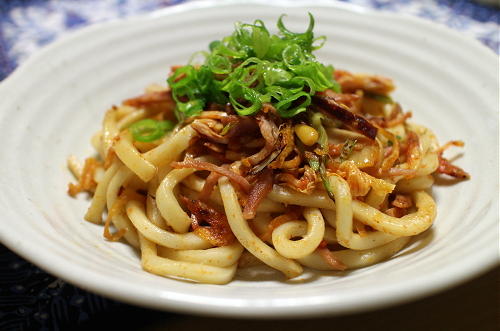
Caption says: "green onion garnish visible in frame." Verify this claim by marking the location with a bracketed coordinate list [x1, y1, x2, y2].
[310, 112, 328, 151]
[307, 153, 335, 201]
[129, 119, 175, 142]
[167, 13, 340, 118]
[339, 139, 357, 161]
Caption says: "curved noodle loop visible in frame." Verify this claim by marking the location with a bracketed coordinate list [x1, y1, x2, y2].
[139, 234, 237, 285]
[298, 237, 411, 270]
[156, 168, 197, 233]
[126, 200, 212, 250]
[218, 177, 303, 278]
[272, 208, 325, 259]
[352, 191, 436, 236]
[329, 175, 400, 250]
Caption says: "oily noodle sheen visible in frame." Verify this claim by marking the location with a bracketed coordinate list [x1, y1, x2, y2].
[67, 82, 452, 285]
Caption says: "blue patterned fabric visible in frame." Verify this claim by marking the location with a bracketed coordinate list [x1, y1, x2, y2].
[0, 0, 498, 81]
[0, 1, 498, 329]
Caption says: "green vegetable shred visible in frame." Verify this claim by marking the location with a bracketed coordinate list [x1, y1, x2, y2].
[129, 119, 175, 142]
[340, 139, 357, 161]
[167, 14, 340, 118]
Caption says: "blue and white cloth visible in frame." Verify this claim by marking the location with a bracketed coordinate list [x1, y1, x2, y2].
[0, 1, 498, 330]
[0, 0, 498, 81]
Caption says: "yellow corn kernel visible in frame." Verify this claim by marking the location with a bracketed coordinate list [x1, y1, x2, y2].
[294, 124, 319, 146]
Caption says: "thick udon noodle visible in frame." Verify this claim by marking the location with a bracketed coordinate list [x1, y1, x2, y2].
[66, 81, 459, 284]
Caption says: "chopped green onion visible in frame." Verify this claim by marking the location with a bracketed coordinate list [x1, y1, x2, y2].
[307, 153, 335, 201]
[310, 112, 328, 151]
[129, 119, 176, 142]
[220, 123, 234, 136]
[319, 164, 335, 201]
[167, 13, 341, 118]
[306, 114, 337, 200]
[207, 54, 232, 74]
[339, 139, 357, 161]
[308, 155, 320, 171]
[158, 120, 176, 132]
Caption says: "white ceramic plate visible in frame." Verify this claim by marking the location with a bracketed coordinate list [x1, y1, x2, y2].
[0, 0, 498, 318]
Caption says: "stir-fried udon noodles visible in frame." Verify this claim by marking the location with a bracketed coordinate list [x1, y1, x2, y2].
[68, 15, 469, 284]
